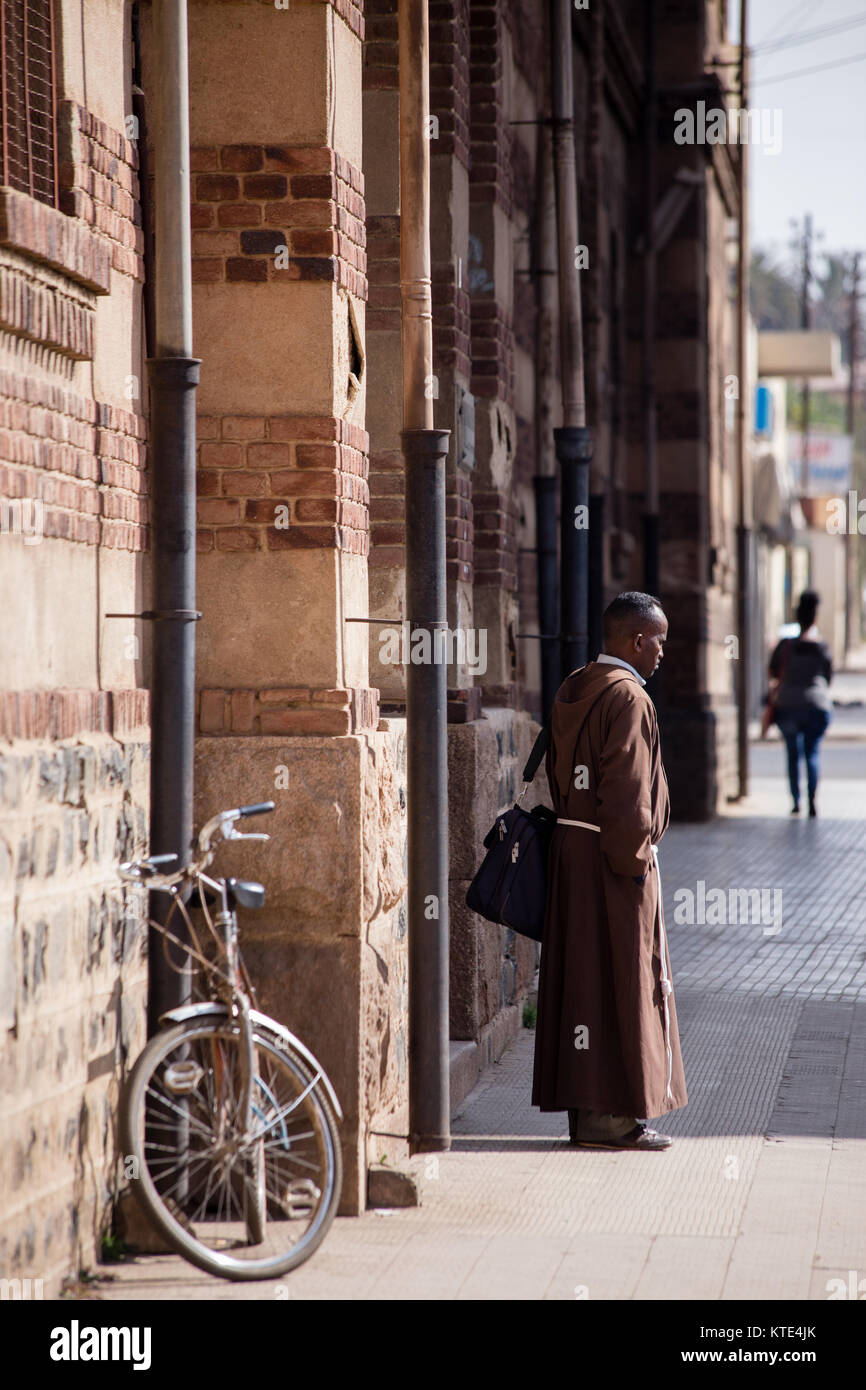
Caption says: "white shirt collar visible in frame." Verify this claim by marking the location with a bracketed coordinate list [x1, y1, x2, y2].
[596, 652, 646, 686]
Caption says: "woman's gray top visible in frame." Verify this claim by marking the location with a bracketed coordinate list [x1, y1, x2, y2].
[769, 635, 833, 712]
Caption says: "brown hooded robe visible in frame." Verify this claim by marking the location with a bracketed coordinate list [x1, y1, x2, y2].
[531, 661, 688, 1119]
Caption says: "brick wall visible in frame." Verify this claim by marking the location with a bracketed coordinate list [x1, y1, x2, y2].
[58, 101, 144, 283]
[196, 414, 369, 556]
[1, 70, 149, 1293]
[468, 0, 514, 216]
[0, 369, 147, 551]
[190, 144, 366, 301]
[198, 684, 379, 737]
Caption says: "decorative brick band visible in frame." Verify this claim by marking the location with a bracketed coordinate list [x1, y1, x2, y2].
[430, 0, 471, 169]
[468, 0, 514, 215]
[367, 447, 403, 565]
[0, 188, 112, 294]
[0, 260, 95, 360]
[196, 414, 369, 554]
[57, 101, 144, 282]
[198, 685, 380, 737]
[432, 260, 471, 380]
[0, 365, 148, 550]
[473, 487, 517, 590]
[478, 681, 519, 708]
[190, 146, 366, 301]
[363, 0, 398, 92]
[447, 684, 482, 723]
[369, 452, 473, 581]
[446, 471, 473, 584]
[0, 688, 150, 742]
[471, 300, 515, 405]
[366, 215, 399, 334]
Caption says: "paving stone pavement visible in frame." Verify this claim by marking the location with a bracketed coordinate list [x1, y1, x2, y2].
[98, 738, 866, 1302]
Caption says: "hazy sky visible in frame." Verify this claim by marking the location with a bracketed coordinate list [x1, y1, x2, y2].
[741, 0, 866, 264]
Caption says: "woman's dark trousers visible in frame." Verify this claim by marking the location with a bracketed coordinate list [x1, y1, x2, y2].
[775, 706, 831, 805]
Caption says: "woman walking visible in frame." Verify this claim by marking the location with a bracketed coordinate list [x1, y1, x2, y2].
[767, 590, 833, 817]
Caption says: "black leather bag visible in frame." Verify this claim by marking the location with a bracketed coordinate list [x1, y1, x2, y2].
[465, 723, 555, 942]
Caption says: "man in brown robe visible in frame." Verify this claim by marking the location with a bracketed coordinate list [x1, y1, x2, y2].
[531, 591, 688, 1150]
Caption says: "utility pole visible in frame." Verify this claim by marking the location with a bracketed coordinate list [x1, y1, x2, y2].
[845, 252, 861, 654]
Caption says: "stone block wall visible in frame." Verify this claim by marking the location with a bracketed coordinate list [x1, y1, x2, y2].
[0, 696, 150, 1294]
[193, 720, 408, 1215]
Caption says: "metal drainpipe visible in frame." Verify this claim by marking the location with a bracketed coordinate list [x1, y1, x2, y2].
[734, 0, 751, 798]
[642, 0, 660, 603]
[146, 0, 201, 1035]
[533, 118, 560, 718]
[550, 0, 591, 677]
[399, 0, 451, 1152]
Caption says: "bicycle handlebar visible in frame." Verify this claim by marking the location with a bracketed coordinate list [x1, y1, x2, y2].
[118, 801, 274, 890]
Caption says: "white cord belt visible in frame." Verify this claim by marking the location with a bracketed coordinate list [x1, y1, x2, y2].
[556, 818, 674, 1102]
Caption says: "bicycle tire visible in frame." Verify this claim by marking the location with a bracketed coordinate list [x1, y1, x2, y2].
[120, 1016, 343, 1281]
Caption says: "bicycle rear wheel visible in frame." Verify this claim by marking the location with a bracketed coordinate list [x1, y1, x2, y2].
[120, 1016, 342, 1280]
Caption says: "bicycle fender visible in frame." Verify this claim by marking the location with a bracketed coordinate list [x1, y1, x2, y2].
[158, 1001, 344, 1122]
[250, 1009, 344, 1122]
[159, 1001, 228, 1027]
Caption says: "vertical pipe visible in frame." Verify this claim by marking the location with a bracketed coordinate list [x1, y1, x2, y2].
[845, 252, 860, 655]
[550, 0, 585, 429]
[735, 0, 751, 796]
[152, 1, 193, 360]
[588, 492, 604, 659]
[550, 0, 591, 677]
[643, 0, 659, 599]
[533, 476, 559, 716]
[399, 0, 451, 1152]
[534, 117, 560, 718]
[146, 0, 201, 1035]
[799, 213, 813, 501]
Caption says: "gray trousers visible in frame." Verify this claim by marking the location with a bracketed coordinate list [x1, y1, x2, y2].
[568, 1109, 638, 1140]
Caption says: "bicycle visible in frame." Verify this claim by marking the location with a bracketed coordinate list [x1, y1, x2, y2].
[117, 801, 343, 1281]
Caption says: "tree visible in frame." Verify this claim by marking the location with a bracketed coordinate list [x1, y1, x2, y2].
[749, 248, 800, 331]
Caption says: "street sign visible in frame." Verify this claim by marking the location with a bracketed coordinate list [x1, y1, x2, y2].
[787, 432, 853, 496]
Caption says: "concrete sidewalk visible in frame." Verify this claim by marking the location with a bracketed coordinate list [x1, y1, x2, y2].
[94, 751, 866, 1302]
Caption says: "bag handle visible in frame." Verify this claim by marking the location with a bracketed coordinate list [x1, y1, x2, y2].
[517, 720, 550, 804]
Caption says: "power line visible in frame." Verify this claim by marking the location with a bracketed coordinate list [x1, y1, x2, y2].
[752, 47, 866, 85]
[754, 0, 813, 47]
[753, 10, 866, 55]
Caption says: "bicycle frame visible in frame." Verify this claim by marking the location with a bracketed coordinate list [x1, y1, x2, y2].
[119, 805, 344, 1126]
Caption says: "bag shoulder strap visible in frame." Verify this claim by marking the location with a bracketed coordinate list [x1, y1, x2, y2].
[520, 671, 634, 788]
[521, 719, 550, 786]
[522, 672, 638, 794]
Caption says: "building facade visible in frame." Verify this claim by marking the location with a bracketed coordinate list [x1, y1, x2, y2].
[1, 0, 745, 1293]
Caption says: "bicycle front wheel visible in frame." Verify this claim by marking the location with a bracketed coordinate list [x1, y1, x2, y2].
[120, 1017, 342, 1281]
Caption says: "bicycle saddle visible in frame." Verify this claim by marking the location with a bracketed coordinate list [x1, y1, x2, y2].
[187, 879, 266, 911]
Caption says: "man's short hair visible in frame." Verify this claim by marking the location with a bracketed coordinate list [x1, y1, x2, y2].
[603, 591, 666, 645]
